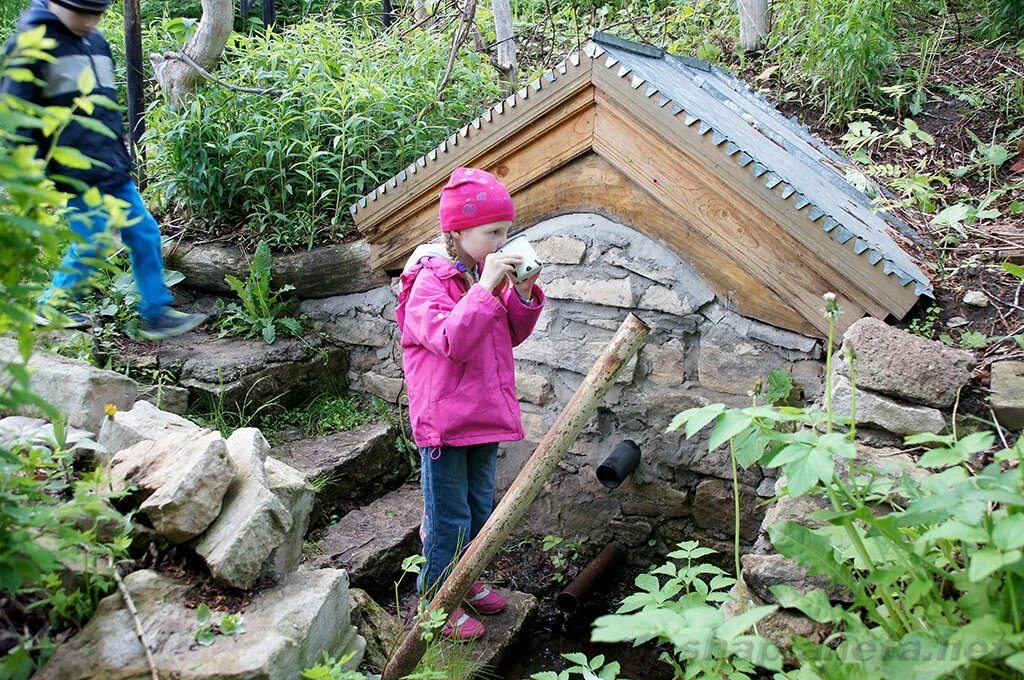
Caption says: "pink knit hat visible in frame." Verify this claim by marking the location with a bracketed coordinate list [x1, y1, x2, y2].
[438, 167, 515, 233]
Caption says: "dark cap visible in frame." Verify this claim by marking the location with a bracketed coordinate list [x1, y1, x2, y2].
[50, 0, 112, 15]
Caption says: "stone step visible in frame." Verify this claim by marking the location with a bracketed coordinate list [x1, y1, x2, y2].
[274, 421, 411, 526]
[35, 568, 364, 680]
[310, 484, 423, 594]
[458, 589, 538, 676]
[109, 333, 347, 411]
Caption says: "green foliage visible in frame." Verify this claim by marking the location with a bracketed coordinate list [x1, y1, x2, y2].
[664, 299, 1024, 679]
[1, 33, 133, 676]
[589, 541, 781, 678]
[531, 653, 629, 680]
[300, 651, 364, 680]
[189, 375, 285, 437]
[541, 534, 584, 584]
[215, 240, 303, 344]
[192, 602, 247, 646]
[768, 0, 898, 121]
[145, 19, 502, 250]
[909, 304, 942, 339]
[259, 392, 376, 438]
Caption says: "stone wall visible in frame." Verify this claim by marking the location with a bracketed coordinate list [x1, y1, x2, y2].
[302, 214, 825, 553]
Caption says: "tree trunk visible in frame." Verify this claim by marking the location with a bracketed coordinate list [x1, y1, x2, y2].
[150, 0, 234, 107]
[413, 0, 427, 24]
[738, 0, 769, 52]
[492, 0, 516, 82]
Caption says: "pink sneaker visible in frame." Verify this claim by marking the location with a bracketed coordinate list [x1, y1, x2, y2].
[464, 581, 507, 615]
[442, 607, 486, 640]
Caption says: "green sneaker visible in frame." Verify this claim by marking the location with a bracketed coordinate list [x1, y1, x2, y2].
[138, 309, 207, 341]
[35, 310, 93, 330]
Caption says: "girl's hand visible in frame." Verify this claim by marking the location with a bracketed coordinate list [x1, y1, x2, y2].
[514, 273, 539, 302]
[480, 252, 521, 292]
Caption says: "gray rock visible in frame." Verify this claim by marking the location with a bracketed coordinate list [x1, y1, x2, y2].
[516, 324, 638, 383]
[516, 373, 554, 405]
[644, 340, 686, 386]
[831, 374, 946, 436]
[136, 383, 190, 415]
[838, 317, 973, 407]
[349, 588, 400, 673]
[263, 456, 315, 580]
[543, 277, 635, 308]
[741, 553, 846, 604]
[35, 568, 364, 680]
[692, 479, 763, 541]
[0, 416, 94, 451]
[165, 238, 389, 299]
[533, 235, 586, 264]
[316, 484, 423, 592]
[110, 429, 235, 543]
[697, 323, 791, 395]
[193, 429, 292, 590]
[274, 421, 409, 525]
[299, 286, 398, 349]
[761, 492, 831, 531]
[991, 361, 1024, 431]
[721, 583, 829, 656]
[963, 290, 989, 307]
[461, 589, 538, 673]
[99, 400, 199, 458]
[0, 338, 138, 430]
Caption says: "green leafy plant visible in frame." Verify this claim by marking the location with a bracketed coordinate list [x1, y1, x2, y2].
[215, 240, 303, 344]
[1, 32, 135, 678]
[301, 651, 365, 680]
[590, 541, 781, 678]
[531, 652, 629, 680]
[909, 304, 942, 339]
[144, 19, 502, 249]
[542, 534, 584, 584]
[192, 602, 246, 646]
[258, 392, 375, 438]
[661, 295, 1024, 679]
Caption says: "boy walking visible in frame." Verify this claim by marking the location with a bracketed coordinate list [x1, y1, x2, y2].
[3, 0, 206, 340]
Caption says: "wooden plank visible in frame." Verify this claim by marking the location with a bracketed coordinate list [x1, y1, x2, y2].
[354, 56, 595, 232]
[370, 101, 596, 267]
[592, 65, 918, 319]
[512, 154, 821, 336]
[361, 85, 596, 243]
[592, 98, 865, 335]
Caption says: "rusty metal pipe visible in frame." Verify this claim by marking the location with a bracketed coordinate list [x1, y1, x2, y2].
[555, 542, 626, 614]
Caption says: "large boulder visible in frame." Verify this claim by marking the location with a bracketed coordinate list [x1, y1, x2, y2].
[35, 568, 365, 680]
[99, 400, 199, 458]
[0, 338, 138, 430]
[831, 374, 946, 436]
[837, 317, 973, 408]
[109, 429, 236, 543]
[192, 429, 292, 589]
[262, 456, 315, 581]
[273, 421, 408, 524]
[692, 478, 763, 541]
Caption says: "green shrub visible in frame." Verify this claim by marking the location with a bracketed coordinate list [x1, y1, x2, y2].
[145, 19, 502, 250]
[1, 29, 132, 677]
[768, 0, 899, 120]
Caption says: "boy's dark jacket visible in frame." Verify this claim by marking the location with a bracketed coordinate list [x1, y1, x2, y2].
[2, 0, 132, 192]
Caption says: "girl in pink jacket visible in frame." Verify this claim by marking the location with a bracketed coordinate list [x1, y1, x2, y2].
[395, 167, 545, 640]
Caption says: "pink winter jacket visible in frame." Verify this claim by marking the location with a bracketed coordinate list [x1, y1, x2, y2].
[395, 244, 546, 449]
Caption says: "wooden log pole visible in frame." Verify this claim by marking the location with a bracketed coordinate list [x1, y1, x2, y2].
[738, 0, 769, 52]
[382, 313, 651, 680]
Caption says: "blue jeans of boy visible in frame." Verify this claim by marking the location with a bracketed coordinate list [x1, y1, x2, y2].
[42, 180, 172, 322]
[417, 443, 499, 595]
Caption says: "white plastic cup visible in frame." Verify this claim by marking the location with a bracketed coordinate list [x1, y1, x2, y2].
[497, 234, 544, 283]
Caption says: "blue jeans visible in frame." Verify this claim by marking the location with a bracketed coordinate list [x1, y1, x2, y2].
[417, 443, 499, 596]
[42, 180, 172, 322]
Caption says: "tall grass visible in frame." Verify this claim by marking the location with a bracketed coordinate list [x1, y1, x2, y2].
[144, 19, 501, 250]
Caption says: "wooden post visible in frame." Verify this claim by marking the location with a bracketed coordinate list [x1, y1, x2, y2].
[123, 0, 146, 187]
[738, 0, 769, 52]
[382, 314, 651, 680]
[262, 0, 275, 28]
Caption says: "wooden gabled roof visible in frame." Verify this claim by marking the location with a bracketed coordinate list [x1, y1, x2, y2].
[351, 33, 933, 337]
